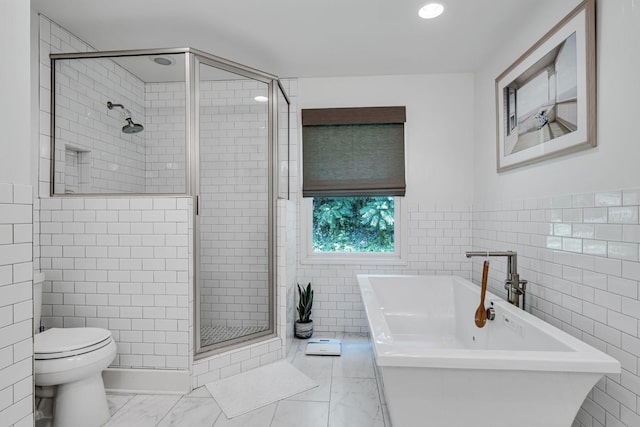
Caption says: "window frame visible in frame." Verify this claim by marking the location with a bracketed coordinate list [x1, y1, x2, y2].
[300, 196, 408, 265]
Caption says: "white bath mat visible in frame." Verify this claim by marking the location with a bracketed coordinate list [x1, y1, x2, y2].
[205, 360, 317, 418]
[305, 338, 342, 356]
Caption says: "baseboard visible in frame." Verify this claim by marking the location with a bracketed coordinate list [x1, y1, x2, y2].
[103, 367, 191, 395]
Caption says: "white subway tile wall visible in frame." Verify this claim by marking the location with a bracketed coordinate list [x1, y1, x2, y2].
[39, 197, 191, 369]
[0, 184, 34, 427]
[52, 56, 147, 194]
[278, 200, 297, 354]
[144, 82, 186, 193]
[472, 189, 640, 427]
[296, 203, 473, 334]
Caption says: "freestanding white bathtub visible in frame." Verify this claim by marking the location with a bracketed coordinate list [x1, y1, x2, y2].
[357, 274, 620, 427]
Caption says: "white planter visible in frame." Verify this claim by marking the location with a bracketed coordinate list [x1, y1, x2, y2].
[294, 320, 313, 339]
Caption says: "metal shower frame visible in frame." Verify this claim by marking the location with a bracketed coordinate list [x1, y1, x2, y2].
[49, 47, 291, 358]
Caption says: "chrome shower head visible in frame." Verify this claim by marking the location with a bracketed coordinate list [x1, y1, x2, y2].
[107, 101, 144, 134]
[122, 118, 144, 134]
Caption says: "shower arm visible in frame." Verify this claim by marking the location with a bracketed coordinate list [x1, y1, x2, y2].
[107, 101, 132, 119]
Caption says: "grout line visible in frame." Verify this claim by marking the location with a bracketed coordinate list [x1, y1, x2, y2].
[328, 340, 335, 427]
[154, 395, 182, 426]
[267, 401, 279, 427]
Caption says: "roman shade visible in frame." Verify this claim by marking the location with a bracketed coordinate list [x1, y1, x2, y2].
[302, 106, 406, 197]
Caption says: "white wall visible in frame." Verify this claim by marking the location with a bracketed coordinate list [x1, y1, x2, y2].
[473, 0, 640, 202]
[296, 74, 475, 333]
[472, 1, 640, 426]
[0, 1, 31, 186]
[299, 74, 475, 205]
[0, 2, 34, 426]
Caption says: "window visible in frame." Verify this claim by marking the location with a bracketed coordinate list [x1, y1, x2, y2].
[301, 106, 407, 264]
[313, 196, 395, 253]
[301, 196, 405, 264]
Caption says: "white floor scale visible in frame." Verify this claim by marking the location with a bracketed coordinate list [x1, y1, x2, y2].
[305, 338, 342, 356]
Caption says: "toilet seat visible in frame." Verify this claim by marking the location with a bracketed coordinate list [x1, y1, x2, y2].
[35, 327, 114, 360]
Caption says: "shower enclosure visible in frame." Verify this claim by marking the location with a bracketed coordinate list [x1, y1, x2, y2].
[49, 48, 290, 356]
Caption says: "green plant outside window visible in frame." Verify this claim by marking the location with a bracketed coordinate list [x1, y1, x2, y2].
[312, 196, 395, 253]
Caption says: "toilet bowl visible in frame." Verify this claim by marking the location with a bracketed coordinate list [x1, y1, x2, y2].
[33, 273, 117, 427]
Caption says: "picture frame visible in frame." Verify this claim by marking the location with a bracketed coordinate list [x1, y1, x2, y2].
[495, 0, 596, 172]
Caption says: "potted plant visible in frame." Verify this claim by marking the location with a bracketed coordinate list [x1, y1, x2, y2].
[295, 282, 314, 338]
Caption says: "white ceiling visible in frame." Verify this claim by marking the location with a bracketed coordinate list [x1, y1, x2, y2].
[31, 0, 557, 79]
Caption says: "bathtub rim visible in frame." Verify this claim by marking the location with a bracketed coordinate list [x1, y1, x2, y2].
[357, 274, 620, 374]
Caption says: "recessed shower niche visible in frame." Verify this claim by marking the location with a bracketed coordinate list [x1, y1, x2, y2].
[50, 48, 290, 356]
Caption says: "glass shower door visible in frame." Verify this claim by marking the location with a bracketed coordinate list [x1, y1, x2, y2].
[196, 59, 273, 352]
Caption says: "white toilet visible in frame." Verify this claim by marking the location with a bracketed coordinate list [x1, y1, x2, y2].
[33, 272, 117, 427]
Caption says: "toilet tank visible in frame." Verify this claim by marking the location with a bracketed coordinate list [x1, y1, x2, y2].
[33, 272, 45, 334]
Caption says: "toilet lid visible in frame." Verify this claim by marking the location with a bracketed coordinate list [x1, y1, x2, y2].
[35, 327, 113, 359]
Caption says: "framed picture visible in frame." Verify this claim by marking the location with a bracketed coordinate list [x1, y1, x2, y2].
[495, 0, 596, 172]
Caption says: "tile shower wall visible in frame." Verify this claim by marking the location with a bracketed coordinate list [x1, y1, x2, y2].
[40, 16, 187, 196]
[0, 184, 33, 427]
[38, 16, 192, 372]
[50, 45, 146, 194]
[297, 202, 473, 334]
[144, 82, 186, 193]
[39, 197, 191, 370]
[198, 79, 270, 330]
[472, 189, 640, 427]
[278, 200, 297, 354]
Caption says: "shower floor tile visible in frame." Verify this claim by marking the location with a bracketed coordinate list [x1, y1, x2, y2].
[200, 325, 270, 347]
[104, 333, 390, 427]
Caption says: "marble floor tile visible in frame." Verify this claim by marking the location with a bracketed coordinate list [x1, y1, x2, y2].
[106, 393, 135, 416]
[329, 377, 385, 427]
[286, 337, 308, 358]
[271, 400, 329, 427]
[103, 335, 386, 427]
[331, 340, 375, 379]
[157, 396, 221, 427]
[186, 386, 213, 398]
[212, 403, 276, 427]
[287, 350, 334, 402]
[381, 403, 392, 427]
[103, 395, 181, 427]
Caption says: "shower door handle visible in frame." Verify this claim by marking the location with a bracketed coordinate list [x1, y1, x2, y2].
[196, 195, 199, 216]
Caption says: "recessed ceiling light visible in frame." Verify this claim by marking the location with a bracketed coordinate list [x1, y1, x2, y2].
[254, 95, 269, 103]
[419, 3, 444, 19]
[152, 56, 174, 66]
